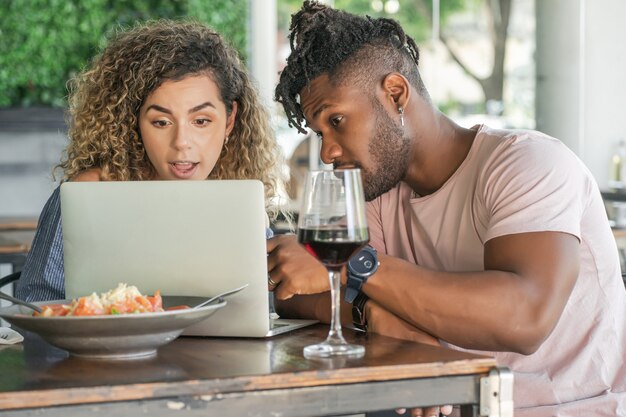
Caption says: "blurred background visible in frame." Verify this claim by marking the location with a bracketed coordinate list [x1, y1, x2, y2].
[1, 0, 625, 219]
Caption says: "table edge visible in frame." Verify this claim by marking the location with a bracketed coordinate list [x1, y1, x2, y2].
[0, 357, 496, 410]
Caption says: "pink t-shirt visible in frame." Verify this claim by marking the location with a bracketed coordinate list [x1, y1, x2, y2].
[367, 125, 626, 416]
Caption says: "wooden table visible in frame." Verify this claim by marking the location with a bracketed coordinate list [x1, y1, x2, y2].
[0, 231, 35, 273]
[0, 325, 512, 416]
[0, 217, 38, 232]
[0, 217, 37, 273]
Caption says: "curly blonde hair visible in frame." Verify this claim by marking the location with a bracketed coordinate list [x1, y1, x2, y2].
[60, 20, 285, 220]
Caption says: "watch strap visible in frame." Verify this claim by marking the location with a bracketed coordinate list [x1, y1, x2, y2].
[351, 292, 369, 332]
[344, 276, 362, 303]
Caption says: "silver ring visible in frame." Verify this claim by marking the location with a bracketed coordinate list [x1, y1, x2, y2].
[268, 276, 278, 287]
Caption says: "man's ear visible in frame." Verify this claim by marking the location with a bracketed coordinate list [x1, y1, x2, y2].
[225, 101, 238, 137]
[381, 73, 410, 109]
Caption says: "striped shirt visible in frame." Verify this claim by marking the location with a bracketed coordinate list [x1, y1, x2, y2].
[16, 186, 274, 302]
[15, 187, 64, 302]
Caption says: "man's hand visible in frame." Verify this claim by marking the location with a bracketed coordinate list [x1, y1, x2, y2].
[267, 234, 329, 300]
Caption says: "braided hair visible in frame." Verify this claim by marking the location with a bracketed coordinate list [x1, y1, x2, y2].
[275, 0, 425, 134]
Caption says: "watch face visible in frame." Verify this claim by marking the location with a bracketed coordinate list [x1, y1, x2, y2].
[350, 250, 377, 274]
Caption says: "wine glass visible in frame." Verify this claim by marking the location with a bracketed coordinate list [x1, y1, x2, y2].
[297, 168, 369, 358]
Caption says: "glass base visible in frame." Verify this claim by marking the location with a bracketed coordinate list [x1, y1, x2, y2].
[303, 342, 365, 359]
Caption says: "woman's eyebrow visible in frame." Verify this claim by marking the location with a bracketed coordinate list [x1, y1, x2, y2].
[188, 101, 216, 113]
[144, 104, 171, 114]
[144, 101, 217, 115]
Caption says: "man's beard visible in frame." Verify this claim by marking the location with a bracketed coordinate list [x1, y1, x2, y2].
[360, 102, 411, 201]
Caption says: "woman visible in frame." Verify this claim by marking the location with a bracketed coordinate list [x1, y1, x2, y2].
[16, 20, 284, 302]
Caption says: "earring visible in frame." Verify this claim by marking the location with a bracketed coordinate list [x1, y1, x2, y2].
[398, 106, 405, 127]
[225, 136, 229, 144]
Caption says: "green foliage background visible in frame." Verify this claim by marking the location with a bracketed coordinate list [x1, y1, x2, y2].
[1, 0, 475, 108]
[0, 0, 248, 108]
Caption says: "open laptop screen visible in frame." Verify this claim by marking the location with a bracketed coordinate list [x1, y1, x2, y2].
[61, 180, 272, 337]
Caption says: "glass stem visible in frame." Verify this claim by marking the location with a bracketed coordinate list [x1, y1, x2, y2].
[326, 268, 347, 344]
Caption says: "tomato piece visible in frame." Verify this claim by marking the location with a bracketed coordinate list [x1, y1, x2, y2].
[72, 297, 105, 316]
[33, 303, 71, 317]
[50, 304, 70, 316]
[146, 290, 163, 312]
[132, 295, 151, 312]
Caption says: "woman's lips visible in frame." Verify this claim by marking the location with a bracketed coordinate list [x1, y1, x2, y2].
[169, 162, 199, 179]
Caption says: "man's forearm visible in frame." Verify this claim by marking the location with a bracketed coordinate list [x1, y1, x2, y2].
[275, 291, 353, 325]
[364, 251, 575, 354]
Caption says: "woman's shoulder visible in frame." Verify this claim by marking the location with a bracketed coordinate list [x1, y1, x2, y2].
[71, 168, 102, 182]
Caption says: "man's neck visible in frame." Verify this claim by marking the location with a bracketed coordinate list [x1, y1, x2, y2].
[403, 111, 477, 197]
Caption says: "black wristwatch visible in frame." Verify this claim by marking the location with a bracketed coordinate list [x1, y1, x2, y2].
[344, 245, 379, 303]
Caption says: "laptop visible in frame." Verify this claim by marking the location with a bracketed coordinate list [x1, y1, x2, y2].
[60, 180, 317, 337]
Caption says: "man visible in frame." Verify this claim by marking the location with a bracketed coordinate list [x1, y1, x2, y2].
[267, 1, 626, 416]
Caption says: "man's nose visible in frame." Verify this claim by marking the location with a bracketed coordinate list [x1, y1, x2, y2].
[320, 136, 342, 165]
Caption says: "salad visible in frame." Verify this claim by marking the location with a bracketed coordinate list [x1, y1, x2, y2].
[35, 283, 164, 317]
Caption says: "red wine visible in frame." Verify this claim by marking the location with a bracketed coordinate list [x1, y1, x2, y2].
[298, 227, 368, 268]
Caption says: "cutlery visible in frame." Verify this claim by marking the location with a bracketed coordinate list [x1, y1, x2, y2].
[0, 328, 24, 344]
[0, 291, 43, 313]
[193, 284, 249, 309]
